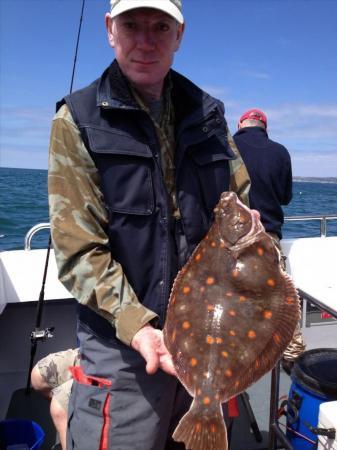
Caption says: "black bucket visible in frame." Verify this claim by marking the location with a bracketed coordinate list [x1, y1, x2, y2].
[286, 348, 337, 450]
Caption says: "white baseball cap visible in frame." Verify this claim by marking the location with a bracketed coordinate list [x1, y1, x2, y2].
[110, 0, 184, 24]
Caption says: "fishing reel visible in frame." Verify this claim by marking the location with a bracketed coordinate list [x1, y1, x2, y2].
[30, 326, 54, 343]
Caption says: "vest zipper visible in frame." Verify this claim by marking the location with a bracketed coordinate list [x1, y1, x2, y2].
[143, 112, 173, 326]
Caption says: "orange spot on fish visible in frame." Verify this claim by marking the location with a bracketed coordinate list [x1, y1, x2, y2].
[211, 241, 216, 247]
[232, 269, 239, 278]
[182, 286, 191, 294]
[207, 304, 215, 311]
[229, 309, 236, 317]
[257, 247, 264, 256]
[225, 369, 233, 378]
[195, 423, 202, 433]
[206, 335, 215, 344]
[229, 330, 236, 336]
[203, 396, 211, 405]
[182, 321, 191, 330]
[196, 388, 202, 396]
[171, 329, 177, 342]
[247, 330, 256, 339]
[211, 424, 217, 433]
[216, 337, 223, 344]
[190, 358, 198, 367]
[221, 351, 229, 358]
[255, 358, 260, 369]
[234, 380, 240, 388]
[273, 333, 281, 344]
[206, 277, 215, 285]
[263, 310, 273, 319]
[267, 278, 276, 287]
[195, 253, 202, 262]
[220, 240, 225, 248]
[239, 295, 247, 302]
[286, 297, 294, 305]
[170, 295, 176, 305]
[200, 286, 205, 293]
[215, 393, 220, 400]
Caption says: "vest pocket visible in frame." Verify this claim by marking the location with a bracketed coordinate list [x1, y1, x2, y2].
[87, 128, 155, 215]
[101, 156, 154, 215]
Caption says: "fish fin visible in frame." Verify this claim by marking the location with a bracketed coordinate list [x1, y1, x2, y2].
[173, 399, 228, 450]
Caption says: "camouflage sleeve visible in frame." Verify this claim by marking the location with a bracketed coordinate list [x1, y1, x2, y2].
[48, 104, 158, 346]
[226, 125, 251, 208]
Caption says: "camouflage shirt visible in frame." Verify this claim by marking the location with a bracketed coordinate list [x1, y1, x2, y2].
[131, 80, 180, 218]
[49, 104, 157, 346]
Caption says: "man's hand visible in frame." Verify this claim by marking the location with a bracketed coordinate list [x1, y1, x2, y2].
[131, 324, 177, 377]
[251, 209, 261, 221]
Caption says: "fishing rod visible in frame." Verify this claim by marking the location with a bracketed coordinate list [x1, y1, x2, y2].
[70, 0, 86, 95]
[25, 0, 86, 394]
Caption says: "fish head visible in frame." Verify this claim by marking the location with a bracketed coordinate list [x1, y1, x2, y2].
[214, 191, 263, 246]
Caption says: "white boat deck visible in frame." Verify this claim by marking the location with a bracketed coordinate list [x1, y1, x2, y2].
[1, 236, 336, 317]
[0, 249, 72, 314]
[282, 236, 337, 317]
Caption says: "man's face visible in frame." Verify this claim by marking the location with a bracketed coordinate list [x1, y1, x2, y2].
[106, 8, 184, 98]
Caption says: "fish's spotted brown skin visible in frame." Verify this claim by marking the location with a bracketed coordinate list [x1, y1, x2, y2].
[163, 191, 300, 450]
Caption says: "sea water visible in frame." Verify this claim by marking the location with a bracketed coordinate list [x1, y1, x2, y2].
[0, 167, 337, 251]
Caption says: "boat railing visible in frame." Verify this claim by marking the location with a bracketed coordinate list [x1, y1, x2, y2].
[284, 214, 337, 237]
[24, 215, 337, 250]
[24, 222, 51, 250]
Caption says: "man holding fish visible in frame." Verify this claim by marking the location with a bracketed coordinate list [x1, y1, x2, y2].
[48, 1, 298, 449]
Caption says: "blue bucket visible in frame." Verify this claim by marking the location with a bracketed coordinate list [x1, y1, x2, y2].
[286, 348, 337, 450]
[0, 419, 45, 450]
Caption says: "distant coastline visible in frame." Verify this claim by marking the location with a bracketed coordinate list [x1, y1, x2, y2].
[293, 176, 337, 184]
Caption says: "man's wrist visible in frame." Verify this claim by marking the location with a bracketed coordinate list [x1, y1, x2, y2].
[115, 304, 158, 346]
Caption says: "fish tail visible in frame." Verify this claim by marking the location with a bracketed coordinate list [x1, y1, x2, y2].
[173, 399, 228, 450]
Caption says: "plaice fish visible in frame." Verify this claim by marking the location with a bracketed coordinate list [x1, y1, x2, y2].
[163, 191, 300, 450]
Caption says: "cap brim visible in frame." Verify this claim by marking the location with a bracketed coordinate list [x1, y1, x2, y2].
[110, 0, 184, 24]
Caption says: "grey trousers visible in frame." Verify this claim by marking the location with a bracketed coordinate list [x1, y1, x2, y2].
[66, 322, 194, 450]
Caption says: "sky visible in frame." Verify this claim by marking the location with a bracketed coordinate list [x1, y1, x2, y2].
[0, 0, 337, 177]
